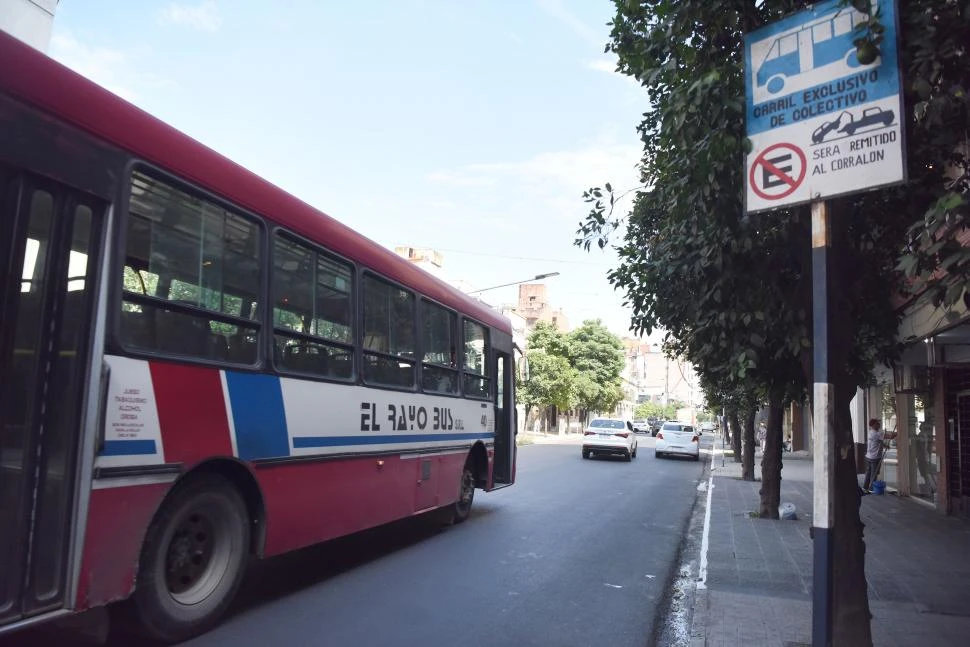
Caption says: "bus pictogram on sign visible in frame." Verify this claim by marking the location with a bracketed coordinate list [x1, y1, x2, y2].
[749, 142, 807, 200]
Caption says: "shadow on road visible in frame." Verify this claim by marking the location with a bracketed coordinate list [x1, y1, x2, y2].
[6, 508, 491, 646]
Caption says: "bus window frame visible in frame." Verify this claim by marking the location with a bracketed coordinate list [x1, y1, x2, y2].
[460, 316, 491, 401]
[418, 296, 460, 398]
[359, 270, 420, 392]
[269, 226, 357, 383]
[109, 160, 270, 371]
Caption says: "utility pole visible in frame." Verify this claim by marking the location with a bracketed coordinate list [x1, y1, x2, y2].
[664, 357, 669, 407]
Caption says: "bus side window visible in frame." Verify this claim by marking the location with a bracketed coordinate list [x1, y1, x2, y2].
[272, 233, 354, 379]
[461, 319, 490, 399]
[362, 275, 415, 388]
[119, 171, 262, 363]
[421, 299, 458, 395]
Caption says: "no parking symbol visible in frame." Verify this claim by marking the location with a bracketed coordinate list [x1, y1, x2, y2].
[749, 142, 807, 201]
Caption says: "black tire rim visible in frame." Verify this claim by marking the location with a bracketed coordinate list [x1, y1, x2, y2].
[456, 468, 474, 516]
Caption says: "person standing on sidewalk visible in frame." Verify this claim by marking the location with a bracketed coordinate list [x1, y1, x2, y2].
[863, 418, 896, 493]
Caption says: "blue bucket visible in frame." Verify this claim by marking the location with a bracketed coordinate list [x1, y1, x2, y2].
[872, 480, 886, 495]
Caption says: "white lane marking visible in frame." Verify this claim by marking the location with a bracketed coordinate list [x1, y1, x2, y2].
[697, 445, 716, 590]
[604, 583, 623, 589]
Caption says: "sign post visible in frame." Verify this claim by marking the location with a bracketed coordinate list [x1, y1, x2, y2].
[811, 199, 835, 647]
[744, 2, 903, 645]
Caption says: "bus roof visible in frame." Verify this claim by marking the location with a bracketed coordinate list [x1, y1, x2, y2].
[0, 31, 511, 333]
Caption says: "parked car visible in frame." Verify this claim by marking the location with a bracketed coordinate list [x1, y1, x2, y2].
[699, 421, 716, 433]
[648, 418, 664, 437]
[655, 421, 700, 460]
[632, 419, 651, 434]
[582, 418, 637, 461]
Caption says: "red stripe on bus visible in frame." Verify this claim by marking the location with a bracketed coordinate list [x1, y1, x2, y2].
[149, 362, 234, 463]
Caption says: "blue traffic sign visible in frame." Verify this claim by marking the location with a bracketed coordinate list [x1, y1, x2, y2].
[744, 0, 905, 212]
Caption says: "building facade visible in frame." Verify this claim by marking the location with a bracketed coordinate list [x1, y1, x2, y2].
[0, 0, 57, 52]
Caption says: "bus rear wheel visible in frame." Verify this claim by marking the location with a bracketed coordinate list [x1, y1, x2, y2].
[442, 462, 476, 525]
[130, 474, 250, 643]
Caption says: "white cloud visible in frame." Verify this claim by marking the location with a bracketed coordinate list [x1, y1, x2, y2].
[535, 0, 603, 47]
[424, 199, 459, 210]
[49, 32, 176, 104]
[470, 142, 642, 206]
[49, 33, 138, 101]
[158, 1, 222, 32]
[586, 59, 617, 74]
[426, 170, 496, 187]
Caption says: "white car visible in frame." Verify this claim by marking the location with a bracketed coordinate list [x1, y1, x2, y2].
[699, 421, 716, 433]
[655, 421, 700, 460]
[582, 418, 637, 461]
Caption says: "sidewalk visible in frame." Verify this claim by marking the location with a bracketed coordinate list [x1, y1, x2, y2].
[688, 449, 970, 646]
[518, 431, 585, 445]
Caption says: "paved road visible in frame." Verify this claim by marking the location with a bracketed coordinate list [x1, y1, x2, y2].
[8, 436, 709, 647]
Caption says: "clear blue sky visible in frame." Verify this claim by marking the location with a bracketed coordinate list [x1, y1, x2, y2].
[50, 0, 645, 335]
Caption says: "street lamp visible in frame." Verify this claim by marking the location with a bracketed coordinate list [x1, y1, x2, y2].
[466, 272, 560, 295]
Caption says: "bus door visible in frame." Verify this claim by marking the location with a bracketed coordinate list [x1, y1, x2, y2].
[0, 169, 103, 625]
[490, 350, 515, 488]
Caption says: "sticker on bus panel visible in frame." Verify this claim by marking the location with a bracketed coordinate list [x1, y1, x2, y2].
[751, 3, 874, 106]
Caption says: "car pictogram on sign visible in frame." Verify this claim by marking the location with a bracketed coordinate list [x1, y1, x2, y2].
[749, 142, 807, 201]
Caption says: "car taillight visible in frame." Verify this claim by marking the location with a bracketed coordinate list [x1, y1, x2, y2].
[656, 432, 663, 440]
[614, 432, 629, 438]
[584, 431, 596, 436]
[692, 435, 699, 443]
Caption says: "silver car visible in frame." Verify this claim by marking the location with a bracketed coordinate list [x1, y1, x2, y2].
[582, 418, 638, 461]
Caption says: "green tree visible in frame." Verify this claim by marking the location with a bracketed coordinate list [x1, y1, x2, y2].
[566, 319, 625, 419]
[573, 1, 968, 643]
[518, 350, 576, 432]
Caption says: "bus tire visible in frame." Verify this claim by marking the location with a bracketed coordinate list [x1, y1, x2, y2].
[130, 473, 250, 643]
[446, 462, 476, 525]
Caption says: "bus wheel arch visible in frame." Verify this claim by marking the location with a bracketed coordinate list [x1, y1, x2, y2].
[468, 441, 488, 489]
[184, 458, 267, 557]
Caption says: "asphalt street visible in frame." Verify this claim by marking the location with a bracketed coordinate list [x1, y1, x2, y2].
[7, 435, 709, 647]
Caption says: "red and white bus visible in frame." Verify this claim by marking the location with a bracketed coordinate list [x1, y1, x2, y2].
[0, 31, 516, 643]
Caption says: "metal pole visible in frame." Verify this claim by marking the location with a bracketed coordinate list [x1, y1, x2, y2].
[811, 200, 835, 647]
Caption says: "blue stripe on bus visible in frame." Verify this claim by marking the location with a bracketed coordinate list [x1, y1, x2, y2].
[101, 439, 158, 456]
[292, 432, 493, 448]
[225, 372, 290, 460]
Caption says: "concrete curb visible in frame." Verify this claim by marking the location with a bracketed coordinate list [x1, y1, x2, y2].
[655, 449, 713, 646]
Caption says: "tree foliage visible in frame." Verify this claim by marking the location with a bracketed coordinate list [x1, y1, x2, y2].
[566, 319, 626, 415]
[517, 320, 625, 420]
[633, 400, 682, 420]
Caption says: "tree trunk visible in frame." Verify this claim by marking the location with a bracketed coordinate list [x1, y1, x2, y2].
[830, 379, 872, 645]
[729, 409, 742, 463]
[741, 408, 756, 481]
[760, 390, 784, 519]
